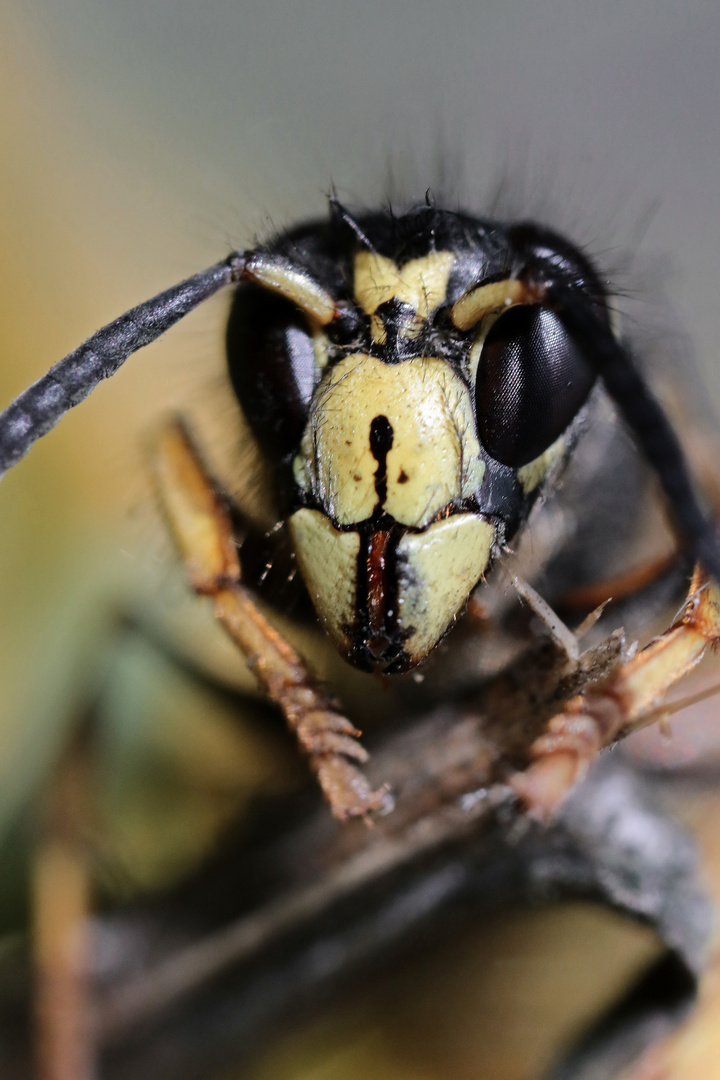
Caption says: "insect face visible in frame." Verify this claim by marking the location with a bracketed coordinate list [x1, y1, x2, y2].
[227, 207, 604, 671]
[3, 196, 720, 821]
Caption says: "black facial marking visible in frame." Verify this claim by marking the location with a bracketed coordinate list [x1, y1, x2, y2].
[369, 414, 394, 504]
[373, 298, 418, 360]
[349, 523, 407, 672]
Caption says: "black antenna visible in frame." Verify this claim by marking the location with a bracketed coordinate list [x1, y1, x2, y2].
[328, 194, 376, 252]
[0, 253, 245, 480]
[546, 278, 720, 583]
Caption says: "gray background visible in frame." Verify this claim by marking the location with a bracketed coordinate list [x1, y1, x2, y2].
[6, 0, 720, 383]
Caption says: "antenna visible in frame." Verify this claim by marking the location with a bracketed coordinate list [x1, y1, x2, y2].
[0, 254, 245, 479]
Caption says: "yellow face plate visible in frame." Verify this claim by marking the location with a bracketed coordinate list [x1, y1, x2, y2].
[296, 353, 486, 528]
[287, 508, 496, 669]
[288, 509, 360, 651]
[353, 251, 455, 318]
[396, 514, 496, 662]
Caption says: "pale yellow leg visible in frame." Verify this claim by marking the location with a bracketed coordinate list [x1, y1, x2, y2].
[513, 566, 720, 817]
[151, 419, 387, 822]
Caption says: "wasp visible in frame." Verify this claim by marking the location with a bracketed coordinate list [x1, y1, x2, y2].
[2, 197, 720, 821]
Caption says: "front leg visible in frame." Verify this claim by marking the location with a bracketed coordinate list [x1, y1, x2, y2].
[151, 419, 388, 822]
[513, 566, 720, 817]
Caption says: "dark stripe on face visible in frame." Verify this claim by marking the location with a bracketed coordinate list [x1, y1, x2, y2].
[369, 414, 394, 505]
[367, 530, 391, 643]
[351, 522, 406, 670]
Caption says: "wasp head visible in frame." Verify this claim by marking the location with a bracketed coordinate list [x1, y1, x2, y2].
[227, 205, 606, 671]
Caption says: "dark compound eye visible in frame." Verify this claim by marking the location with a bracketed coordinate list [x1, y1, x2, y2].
[475, 304, 596, 468]
[226, 284, 317, 460]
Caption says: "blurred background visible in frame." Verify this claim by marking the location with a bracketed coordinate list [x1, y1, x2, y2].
[2, 1, 720, 1077]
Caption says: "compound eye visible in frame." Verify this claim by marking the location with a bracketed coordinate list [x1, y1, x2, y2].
[226, 284, 317, 460]
[475, 304, 595, 468]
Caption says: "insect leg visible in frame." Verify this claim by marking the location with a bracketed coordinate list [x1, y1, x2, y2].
[513, 566, 720, 817]
[151, 418, 388, 822]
